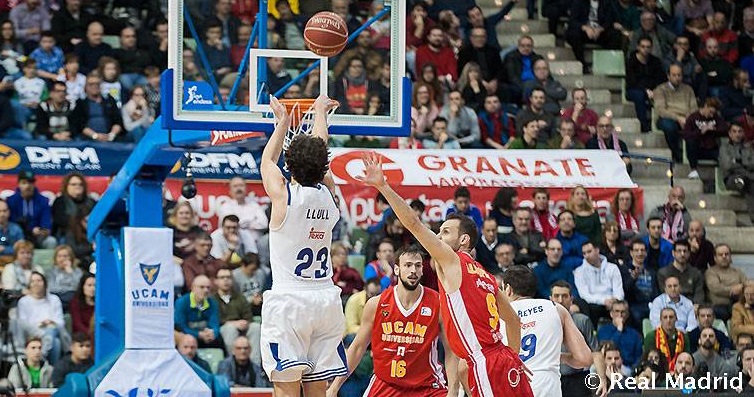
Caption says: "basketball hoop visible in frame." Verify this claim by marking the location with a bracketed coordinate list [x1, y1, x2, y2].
[278, 98, 338, 151]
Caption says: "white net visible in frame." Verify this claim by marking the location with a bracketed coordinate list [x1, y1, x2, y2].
[279, 99, 338, 152]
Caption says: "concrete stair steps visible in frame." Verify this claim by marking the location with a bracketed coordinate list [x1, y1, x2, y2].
[559, 89, 611, 104]
[499, 33, 555, 48]
[480, 6, 532, 21]
[557, 75, 624, 91]
[688, 209, 738, 227]
[630, 162, 687, 179]
[627, 147, 673, 158]
[635, 179, 703, 195]
[507, 8, 531, 21]
[538, 47, 578, 61]
[705, 227, 754, 253]
[689, 194, 748, 212]
[736, 214, 754, 227]
[549, 61, 584, 76]
[731, 255, 754, 277]
[613, 118, 641, 134]
[496, 20, 550, 35]
[560, 103, 636, 118]
[621, 132, 668, 149]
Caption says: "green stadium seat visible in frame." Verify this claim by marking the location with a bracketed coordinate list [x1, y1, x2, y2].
[197, 348, 225, 374]
[348, 254, 366, 278]
[350, 227, 369, 252]
[102, 35, 120, 49]
[33, 249, 55, 275]
[713, 319, 728, 336]
[184, 38, 197, 51]
[715, 167, 730, 195]
[642, 318, 653, 337]
[592, 50, 626, 76]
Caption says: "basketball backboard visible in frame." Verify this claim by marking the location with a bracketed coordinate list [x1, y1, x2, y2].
[164, 0, 409, 137]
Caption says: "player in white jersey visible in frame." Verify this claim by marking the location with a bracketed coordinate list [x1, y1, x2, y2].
[260, 95, 344, 396]
[501, 266, 593, 397]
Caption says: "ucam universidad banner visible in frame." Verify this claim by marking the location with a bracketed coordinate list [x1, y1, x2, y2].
[94, 228, 211, 397]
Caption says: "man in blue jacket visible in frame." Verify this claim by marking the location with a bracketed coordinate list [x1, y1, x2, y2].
[444, 186, 483, 231]
[641, 216, 674, 269]
[533, 238, 580, 299]
[0, 200, 24, 257]
[555, 210, 588, 270]
[175, 275, 224, 350]
[597, 300, 644, 368]
[5, 171, 55, 249]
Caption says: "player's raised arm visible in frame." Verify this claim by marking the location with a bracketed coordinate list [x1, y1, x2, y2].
[311, 95, 339, 195]
[495, 289, 521, 353]
[260, 95, 290, 217]
[311, 95, 338, 143]
[326, 296, 378, 396]
[358, 151, 458, 267]
[557, 304, 593, 369]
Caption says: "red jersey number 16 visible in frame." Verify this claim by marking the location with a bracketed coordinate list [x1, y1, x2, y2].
[390, 360, 407, 378]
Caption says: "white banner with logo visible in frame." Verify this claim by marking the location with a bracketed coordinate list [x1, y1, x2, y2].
[124, 227, 174, 349]
[329, 149, 636, 188]
[94, 349, 211, 397]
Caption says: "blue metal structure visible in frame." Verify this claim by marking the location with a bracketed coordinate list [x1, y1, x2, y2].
[54, 119, 230, 395]
[58, 0, 408, 393]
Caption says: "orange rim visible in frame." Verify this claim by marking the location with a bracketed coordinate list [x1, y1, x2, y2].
[278, 99, 317, 127]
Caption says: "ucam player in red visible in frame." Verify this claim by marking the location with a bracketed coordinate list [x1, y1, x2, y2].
[502, 265, 594, 397]
[357, 152, 533, 397]
[326, 244, 459, 397]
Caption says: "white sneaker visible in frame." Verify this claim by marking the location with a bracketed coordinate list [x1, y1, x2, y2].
[687, 170, 700, 179]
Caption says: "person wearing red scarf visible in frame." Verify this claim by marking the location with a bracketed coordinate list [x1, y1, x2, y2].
[643, 307, 690, 372]
[586, 115, 632, 175]
[607, 189, 642, 245]
[529, 188, 558, 240]
[649, 186, 692, 242]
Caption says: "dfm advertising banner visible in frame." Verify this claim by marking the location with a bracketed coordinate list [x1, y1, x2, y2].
[0, 145, 641, 231]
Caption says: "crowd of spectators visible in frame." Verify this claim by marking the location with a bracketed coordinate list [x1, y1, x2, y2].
[6, 162, 752, 393]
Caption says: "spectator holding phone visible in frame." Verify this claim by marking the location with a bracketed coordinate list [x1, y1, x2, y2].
[122, 86, 155, 143]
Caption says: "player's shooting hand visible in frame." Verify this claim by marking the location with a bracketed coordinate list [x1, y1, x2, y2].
[314, 95, 339, 113]
[269, 95, 289, 122]
[357, 151, 387, 188]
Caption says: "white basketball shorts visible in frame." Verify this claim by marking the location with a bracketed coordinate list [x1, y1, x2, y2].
[260, 285, 347, 383]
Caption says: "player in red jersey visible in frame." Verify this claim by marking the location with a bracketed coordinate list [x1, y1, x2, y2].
[357, 152, 534, 397]
[327, 244, 459, 397]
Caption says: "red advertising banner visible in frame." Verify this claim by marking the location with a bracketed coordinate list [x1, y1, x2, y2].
[0, 175, 643, 232]
[329, 149, 637, 188]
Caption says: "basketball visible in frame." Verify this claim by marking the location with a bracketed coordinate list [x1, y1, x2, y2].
[304, 11, 349, 57]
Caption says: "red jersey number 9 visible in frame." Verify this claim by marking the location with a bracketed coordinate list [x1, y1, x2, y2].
[486, 293, 500, 330]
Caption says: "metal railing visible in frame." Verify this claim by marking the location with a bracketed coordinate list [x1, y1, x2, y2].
[623, 152, 675, 187]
